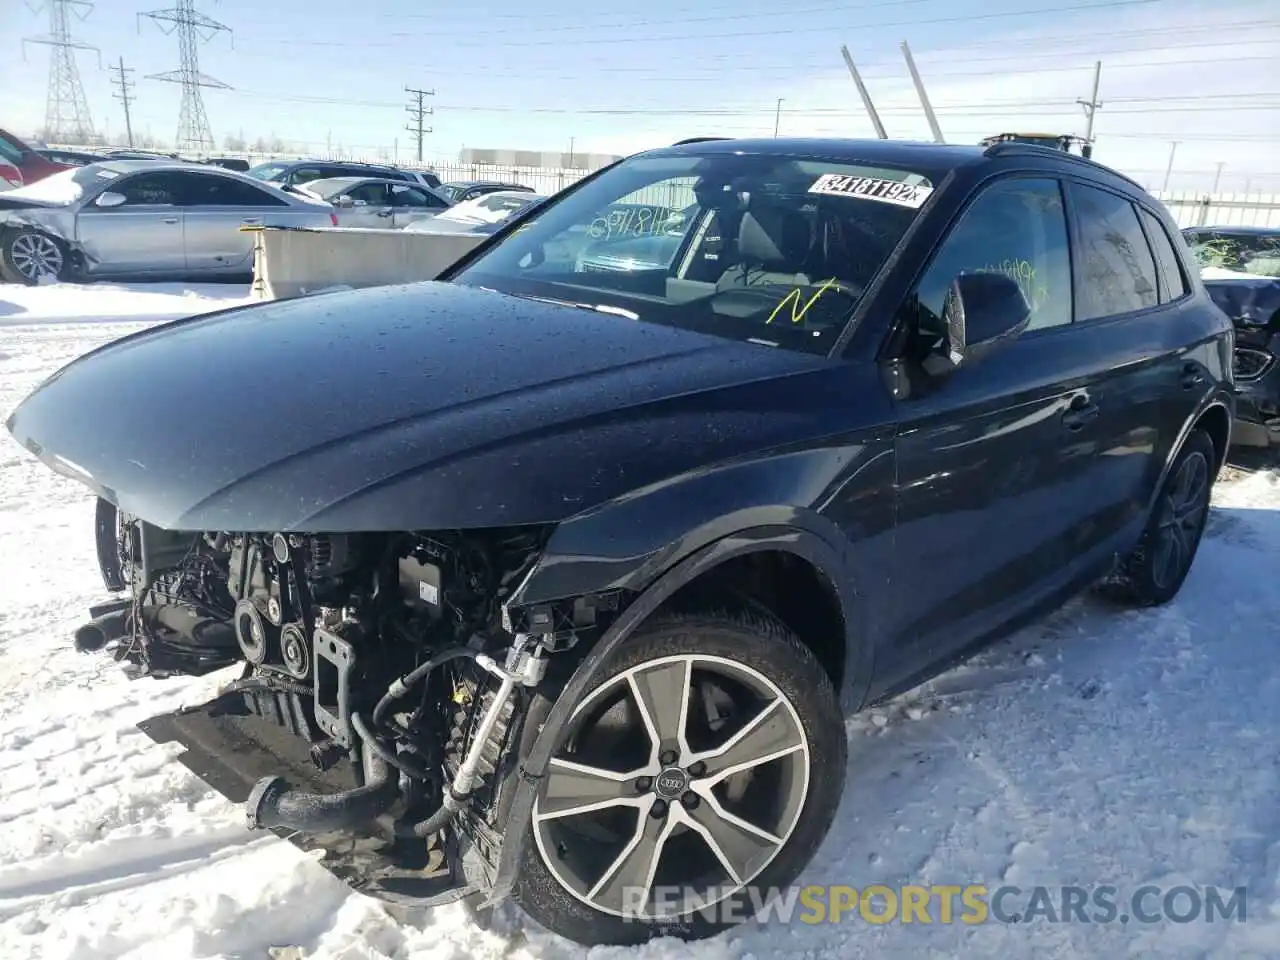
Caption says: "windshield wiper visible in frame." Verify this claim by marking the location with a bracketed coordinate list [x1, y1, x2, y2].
[490, 289, 640, 320]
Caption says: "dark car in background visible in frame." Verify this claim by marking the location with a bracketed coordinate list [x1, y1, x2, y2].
[437, 179, 534, 204]
[1183, 224, 1280, 448]
[202, 157, 252, 173]
[0, 128, 71, 184]
[35, 148, 110, 167]
[6, 136, 1233, 947]
[247, 159, 431, 192]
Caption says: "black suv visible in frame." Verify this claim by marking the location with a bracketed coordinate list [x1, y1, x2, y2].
[5, 137, 1233, 947]
[246, 159, 440, 191]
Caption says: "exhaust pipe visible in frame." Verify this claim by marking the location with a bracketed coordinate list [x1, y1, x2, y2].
[245, 758, 400, 834]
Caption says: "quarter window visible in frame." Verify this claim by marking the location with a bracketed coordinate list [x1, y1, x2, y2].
[912, 177, 1073, 339]
[1138, 208, 1189, 302]
[181, 174, 286, 207]
[1072, 184, 1159, 320]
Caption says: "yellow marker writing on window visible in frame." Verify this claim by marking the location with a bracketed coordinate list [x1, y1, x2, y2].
[766, 277, 839, 325]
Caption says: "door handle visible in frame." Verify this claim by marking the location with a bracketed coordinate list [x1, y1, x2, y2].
[240, 217, 261, 224]
[161, 217, 179, 224]
[1181, 362, 1204, 390]
[376, 208, 393, 217]
[1062, 395, 1099, 431]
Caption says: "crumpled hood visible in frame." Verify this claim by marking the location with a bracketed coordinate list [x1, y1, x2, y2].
[6, 281, 835, 532]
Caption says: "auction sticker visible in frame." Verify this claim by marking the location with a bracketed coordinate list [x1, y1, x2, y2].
[808, 174, 933, 208]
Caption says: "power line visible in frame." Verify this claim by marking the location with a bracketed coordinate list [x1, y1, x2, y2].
[405, 86, 435, 162]
[23, 0, 99, 143]
[111, 56, 137, 148]
[140, 0, 233, 151]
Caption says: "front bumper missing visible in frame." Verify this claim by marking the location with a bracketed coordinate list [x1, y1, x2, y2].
[137, 689, 484, 908]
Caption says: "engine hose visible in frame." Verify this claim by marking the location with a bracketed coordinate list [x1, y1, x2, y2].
[382, 788, 466, 839]
[222, 676, 314, 698]
[370, 646, 477, 728]
[351, 711, 433, 783]
[245, 759, 400, 834]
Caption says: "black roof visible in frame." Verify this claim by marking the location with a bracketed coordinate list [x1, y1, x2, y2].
[1183, 224, 1280, 237]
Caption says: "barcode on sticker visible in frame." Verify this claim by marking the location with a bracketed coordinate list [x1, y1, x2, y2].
[808, 174, 933, 209]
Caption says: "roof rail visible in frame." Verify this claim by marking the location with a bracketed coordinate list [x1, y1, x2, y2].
[982, 141, 1145, 191]
[671, 137, 734, 146]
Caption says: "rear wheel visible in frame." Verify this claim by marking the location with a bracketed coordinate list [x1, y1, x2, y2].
[2, 228, 70, 284]
[1102, 428, 1215, 606]
[512, 608, 846, 946]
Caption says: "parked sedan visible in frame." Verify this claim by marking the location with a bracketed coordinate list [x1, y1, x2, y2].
[36, 148, 110, 167]
[0, 159, 21, 192]
[299, 176, 451, 229]
[0, 160, 336, 284]
[0, 128, 70, 184]
[402, 189, 546, 235]
[437, 179, 535, 204]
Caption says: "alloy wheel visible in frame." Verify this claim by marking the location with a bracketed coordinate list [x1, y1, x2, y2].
[10, 233, 64, 282]
[532, 654, 810, 919]
[1152, 449, 1210, 590]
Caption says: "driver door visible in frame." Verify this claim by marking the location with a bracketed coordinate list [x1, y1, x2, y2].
[76, 171, 187, 276]
[881, 176, 1103, 687]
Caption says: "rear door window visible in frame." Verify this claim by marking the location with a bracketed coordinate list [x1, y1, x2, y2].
[1071, 184, 1160, 320]
[1138, 208, 1189, 302]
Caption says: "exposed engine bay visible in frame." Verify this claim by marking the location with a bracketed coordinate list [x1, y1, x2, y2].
[78, 500, 613, 906]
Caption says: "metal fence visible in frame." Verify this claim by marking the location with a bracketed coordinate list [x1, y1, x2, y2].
[1151, 192, 1280, 229]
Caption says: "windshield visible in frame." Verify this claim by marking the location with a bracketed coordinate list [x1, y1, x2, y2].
[1186, 230, 1280, 279]
[246, 163, 289, 181]
[450, 153, 933, 355]
[3, 164, 114, 205]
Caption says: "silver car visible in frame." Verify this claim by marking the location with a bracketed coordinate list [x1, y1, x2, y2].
[0, 160, 336, 284]
[300, 177, 451, 230]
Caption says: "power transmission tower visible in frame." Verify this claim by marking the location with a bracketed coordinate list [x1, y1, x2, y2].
[111, 57, 137, 147]
[23, 0, 100, 144]
[140, 0, 232, 152]
[405, 86, 436, 162]
[1077, 61, 1103, 145]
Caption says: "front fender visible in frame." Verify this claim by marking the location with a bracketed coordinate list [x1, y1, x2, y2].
[486, 522, 874, 908]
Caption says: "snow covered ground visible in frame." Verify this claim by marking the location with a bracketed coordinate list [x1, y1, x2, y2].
[1, 282, 1278, 960]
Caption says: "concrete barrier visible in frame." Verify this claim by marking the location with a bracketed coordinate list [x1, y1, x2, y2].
[247, 225, 488, 300]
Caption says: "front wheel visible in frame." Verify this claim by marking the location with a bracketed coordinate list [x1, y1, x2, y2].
[512, 608, 847, 946]
[2, 228, 70, 285]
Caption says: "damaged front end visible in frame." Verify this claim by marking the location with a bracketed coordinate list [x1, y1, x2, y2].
[0, 197, 84, 284]
[83, 502, 613, 908]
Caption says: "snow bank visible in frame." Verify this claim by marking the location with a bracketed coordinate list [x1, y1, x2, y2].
[0, 281, 252, 327]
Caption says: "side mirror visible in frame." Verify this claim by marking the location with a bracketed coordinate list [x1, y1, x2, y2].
[924, 271, 1031, 376]
[333, 195, 355, 209]
[95, 191, 126, 208]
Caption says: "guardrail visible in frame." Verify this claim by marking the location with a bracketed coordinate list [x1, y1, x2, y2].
[247, 225, 487, 300]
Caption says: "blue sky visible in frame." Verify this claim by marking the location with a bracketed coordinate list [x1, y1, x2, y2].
[1, 0, 1276, 192]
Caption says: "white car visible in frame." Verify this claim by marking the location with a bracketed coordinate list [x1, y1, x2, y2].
[402, 190, 547, 235]
[300, 176, 451, 230]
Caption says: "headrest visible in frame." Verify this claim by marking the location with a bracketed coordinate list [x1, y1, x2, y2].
[737, 207, 813, 268]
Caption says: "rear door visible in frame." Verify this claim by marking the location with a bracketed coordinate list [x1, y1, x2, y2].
[1063, 181, 1194, 533]
[885, 176, 1107, 684]
[389, 182, 449, 228]
[75, 170, 187, 275]
[178, 171, 292, 272]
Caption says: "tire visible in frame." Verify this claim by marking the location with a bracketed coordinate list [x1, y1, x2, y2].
[1101, 428, 1215, 607]
[2, 228, 70, 285]
[511, 607, 846, 946]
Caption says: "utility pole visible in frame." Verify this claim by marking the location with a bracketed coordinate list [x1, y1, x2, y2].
[111, 56, 136, 147]
[773, 98, 783, 137]
[405, 86, 435, 162]
[1162, 141, 1179, 192]
[1077, 60, 1103, 146]
[1212, 162, 1225, 193]
[840, 45, 887, 139]
[900, 41, 944, 143]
